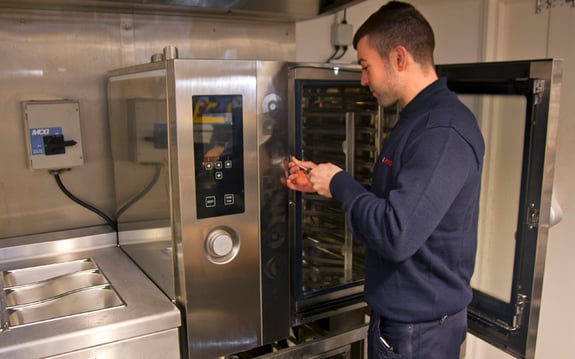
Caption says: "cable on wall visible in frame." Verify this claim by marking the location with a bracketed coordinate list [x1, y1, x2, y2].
[116, 163, 162, 218]
[50, 169, 117, 231]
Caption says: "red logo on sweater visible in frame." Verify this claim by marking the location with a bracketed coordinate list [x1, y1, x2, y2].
[381, 157, 393, 167]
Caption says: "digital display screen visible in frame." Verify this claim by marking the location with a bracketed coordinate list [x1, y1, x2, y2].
[193, 95, 238, 124]
[192, 95, 244, 219]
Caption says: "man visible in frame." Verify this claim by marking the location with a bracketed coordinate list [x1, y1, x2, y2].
[285, 2, 485, 358]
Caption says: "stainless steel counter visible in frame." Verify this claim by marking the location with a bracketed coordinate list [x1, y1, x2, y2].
[0, 227, 181, 358]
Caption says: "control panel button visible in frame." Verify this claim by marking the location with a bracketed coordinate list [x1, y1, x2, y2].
[205, 196, 216, 207]
[224, 160, 233, 169]
[215, 171, 223, 180]
[224, 194, 235, 205]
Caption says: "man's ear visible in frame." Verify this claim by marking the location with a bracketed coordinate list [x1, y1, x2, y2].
[392, 46, 409, 71]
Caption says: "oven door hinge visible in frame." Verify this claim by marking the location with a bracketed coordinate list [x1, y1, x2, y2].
[527, 203, 540, 229]
[493, 293, 528, 332]
[533, 79, 545, 105]
[530, 79, 546, 126]
[512, 293, 528, 329]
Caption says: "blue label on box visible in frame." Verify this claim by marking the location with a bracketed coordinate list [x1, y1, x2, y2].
[29, 127, 63, 155]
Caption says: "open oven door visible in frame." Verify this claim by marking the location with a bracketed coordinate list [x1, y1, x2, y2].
[436, 59, 563, 359]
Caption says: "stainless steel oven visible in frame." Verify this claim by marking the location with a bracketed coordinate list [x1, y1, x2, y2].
[107, 58, 291, 358]
[107, 58, 377, 358]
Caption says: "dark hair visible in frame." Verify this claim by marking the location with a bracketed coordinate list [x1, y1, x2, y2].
[352, 1, 435, 65]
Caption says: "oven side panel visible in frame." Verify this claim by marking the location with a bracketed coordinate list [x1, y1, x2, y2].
[169, 59, 262, 358]
[257, 61, 291, 344]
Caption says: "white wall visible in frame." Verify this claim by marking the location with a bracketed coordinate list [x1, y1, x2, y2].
[296, 0, 483, 64]
[296, 1, 575, 358]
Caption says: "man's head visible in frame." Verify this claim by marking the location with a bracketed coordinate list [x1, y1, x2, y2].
[353, 1, 435, 67]
[353, 1, 438, 108]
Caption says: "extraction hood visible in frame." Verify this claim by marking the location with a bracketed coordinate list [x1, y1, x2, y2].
[0, 0, 366, 20]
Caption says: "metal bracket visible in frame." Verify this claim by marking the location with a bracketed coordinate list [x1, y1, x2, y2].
[536, 0, 575, 13]
[513, 293, 528, 329]
[0, 273, 9, 332]
[527, 203, 540, 229]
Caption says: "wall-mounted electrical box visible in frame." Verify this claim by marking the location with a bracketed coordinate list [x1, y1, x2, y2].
[330, 22, 353, 46]
[23, 100, 84, 170]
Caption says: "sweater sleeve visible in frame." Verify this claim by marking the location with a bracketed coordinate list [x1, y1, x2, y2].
[330, 126, 477, 263]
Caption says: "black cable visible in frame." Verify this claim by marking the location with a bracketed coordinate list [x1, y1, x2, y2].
[116, 163, 162, 218]
[51, 169, 117, 231]
[326, 45, 342, 63]
[333, 46, 348, 60]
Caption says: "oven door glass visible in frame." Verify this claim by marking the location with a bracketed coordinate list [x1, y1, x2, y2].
[292, 76, 381, 322]
[437, 59, 562, 359]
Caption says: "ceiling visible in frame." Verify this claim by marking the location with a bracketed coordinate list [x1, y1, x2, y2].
[0, 0, 366, 21]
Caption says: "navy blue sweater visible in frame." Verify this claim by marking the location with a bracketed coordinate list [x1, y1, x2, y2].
[330, 78, 485, 322]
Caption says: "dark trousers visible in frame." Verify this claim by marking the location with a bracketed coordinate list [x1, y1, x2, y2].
[368, 308, 467, 359]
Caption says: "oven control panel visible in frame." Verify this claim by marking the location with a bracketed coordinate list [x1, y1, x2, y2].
[192, 94, 245, 219]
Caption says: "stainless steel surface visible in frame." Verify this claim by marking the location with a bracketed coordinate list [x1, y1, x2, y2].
[107, 59, 291, 357]
[0, 226, 116, 262]
[523, 58, 563, 359]
[48, 328, 180, 359]
[169, 59, 280, 357]
[0, 231, 181, 358]
[5, 260, 107, 304]
[7, 285, 123, 327]
[0, 0, 366, 21]
[3, 258, 97, 287]
[252, 322, 368, 359]
[116, 227, 175, 299]
[3, 258, 124, 327]
[163, 45, 179, 60]
[256, 60, 291, 344]
[0, 5, 295, 240]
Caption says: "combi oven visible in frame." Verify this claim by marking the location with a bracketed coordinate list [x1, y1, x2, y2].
[107, 58, 375, 358]
[107, 56, 562, 359]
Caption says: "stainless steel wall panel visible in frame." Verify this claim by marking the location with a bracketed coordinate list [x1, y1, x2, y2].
[132, 14, 295, 62]
[0, 7, 295, 239]
[0, 9, 121, 238]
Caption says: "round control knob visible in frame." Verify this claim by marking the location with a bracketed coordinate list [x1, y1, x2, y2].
[205, 228, 239, 264]
[208, 230, 234, 257]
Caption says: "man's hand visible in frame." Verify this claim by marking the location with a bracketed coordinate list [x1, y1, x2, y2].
[283, 156, 316, 193]
[283, 156, 342, 198]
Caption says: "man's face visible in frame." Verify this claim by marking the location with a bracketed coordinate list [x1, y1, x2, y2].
[356, 36, 399, 107]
